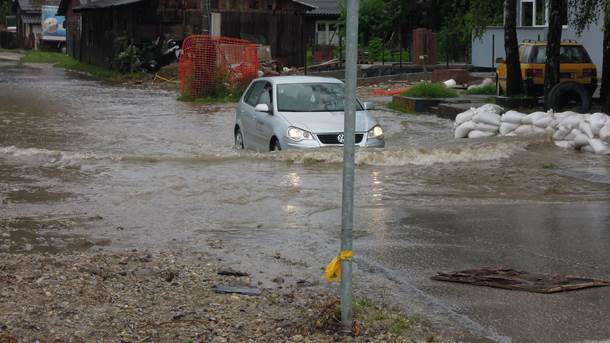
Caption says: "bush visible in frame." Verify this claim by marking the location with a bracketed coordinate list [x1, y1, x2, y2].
[366, 38, 409, 62]
[401, 82, 458, 98]
[465, 84, 496, 95]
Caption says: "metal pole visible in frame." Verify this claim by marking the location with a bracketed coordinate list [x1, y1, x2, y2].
[341, 0, 358, 330]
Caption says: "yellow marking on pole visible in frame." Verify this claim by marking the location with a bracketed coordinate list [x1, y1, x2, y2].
[324, 250, 353, 282]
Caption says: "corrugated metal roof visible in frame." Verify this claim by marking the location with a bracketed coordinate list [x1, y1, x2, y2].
[305, 0, 340, 15]
[21, 14, 40, 23]
[73, 0, 144, 11]
[16, 0, 61, 13]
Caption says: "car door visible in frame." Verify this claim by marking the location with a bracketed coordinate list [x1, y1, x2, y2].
[252, 82, 275, 149]
[241, 81, 266, 150]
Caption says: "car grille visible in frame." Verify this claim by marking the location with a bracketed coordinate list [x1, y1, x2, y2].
[317, 133, 364, 145]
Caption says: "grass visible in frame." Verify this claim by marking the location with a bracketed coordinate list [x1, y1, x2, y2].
[20, 51, 145, 81]
[466, 84, 496, 95]
[177, 92, 241, 104]
[542, 163, 559, 169]
[352, 297, 412, 336]
[400, 82, 458, 98]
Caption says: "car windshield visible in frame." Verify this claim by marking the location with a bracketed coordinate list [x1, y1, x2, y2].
[527, 45, 593, 64]
[276, 83, 363, 112]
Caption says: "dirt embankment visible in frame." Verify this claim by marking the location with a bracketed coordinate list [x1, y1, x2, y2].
[0, 251, 445, 343]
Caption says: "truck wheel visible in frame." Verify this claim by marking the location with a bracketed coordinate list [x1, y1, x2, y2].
[547, 82, 592, 113]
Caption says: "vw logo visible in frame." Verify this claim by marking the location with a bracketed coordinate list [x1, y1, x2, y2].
[337, 134, 344, 143]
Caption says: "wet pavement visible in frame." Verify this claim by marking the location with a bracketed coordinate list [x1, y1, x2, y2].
[1, 60, 610, 342]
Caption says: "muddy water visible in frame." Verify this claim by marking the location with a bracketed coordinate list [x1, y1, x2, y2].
[1, 60, 610, 342]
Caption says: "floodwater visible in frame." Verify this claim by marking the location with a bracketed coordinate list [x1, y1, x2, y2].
[1, 59, 610, 342]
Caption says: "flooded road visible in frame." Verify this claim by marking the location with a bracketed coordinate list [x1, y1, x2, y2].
[1, 60, 610, 342]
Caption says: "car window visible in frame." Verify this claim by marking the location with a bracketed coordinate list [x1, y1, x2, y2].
[245, 81, 266, 106]
[257, 83, 273, 106]
[276, 83, 363, 112]
[527, 45, 592, 64]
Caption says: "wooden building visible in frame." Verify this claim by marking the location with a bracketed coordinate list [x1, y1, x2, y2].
[13, 0, 61, 49]
[58, 0, 314, 68]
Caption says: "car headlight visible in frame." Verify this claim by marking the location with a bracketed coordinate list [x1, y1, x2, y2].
[367, 125, 384, 139]
[287, 127, 313, 141]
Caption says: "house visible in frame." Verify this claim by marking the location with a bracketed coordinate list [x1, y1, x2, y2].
[12, 0, 61, 49]
[303, 0, 340, 47]
[472, 0, 605, 76]
[57, 0, 315, 68]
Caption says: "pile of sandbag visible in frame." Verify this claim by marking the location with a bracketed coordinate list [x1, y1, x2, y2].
[454, 104, 610, 155]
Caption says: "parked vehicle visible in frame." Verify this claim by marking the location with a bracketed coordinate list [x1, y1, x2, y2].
[496, 40, 598, 112]
[234, 76, 385, 152]
[497, 41, 597, 94]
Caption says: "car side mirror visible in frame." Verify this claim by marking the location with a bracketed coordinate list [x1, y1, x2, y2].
[255, 103, 271, 113]
[496, 57, 506, 64]
[362, 102, 375, 110]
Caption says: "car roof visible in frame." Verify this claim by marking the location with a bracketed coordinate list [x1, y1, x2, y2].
[520, 41, 581, 46]
[253, 76, 344, 85]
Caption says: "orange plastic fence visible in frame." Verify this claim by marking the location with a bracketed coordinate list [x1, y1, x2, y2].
[179, 35, 260, 97]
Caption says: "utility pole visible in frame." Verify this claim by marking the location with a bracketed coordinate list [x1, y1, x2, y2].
[340, 0, 359, 330]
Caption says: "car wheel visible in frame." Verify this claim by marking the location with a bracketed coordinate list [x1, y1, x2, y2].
[235, 128, 244, 149]
[547, 81, 592, 113]
[270, 138, 281, 151]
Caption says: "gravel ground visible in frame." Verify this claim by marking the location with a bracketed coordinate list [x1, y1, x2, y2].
[0, 251, 447, 343]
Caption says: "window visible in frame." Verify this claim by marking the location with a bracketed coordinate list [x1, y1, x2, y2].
[521, 0, 534, 26]
[277, 83, 363, 112]
[527, 45, 592, 64]
[535, 0, 546, 26]
[245, 82, 266, 106]
[315, 21, 339, 46]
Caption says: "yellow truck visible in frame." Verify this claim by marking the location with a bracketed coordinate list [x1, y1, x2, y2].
[497, 41, 598, 97]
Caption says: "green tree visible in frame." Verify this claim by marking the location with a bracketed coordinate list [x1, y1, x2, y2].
[0, 0, 12, 27]
[504, 0, 524, 95]
[569, 0, 609, 112]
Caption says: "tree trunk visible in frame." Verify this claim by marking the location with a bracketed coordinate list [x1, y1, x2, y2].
[602, 4, 610, 113]
[544, 0, 563, 105]
[504, 0, 523, 96]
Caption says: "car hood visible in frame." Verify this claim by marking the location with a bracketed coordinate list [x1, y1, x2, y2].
[278, 111, 372, 133]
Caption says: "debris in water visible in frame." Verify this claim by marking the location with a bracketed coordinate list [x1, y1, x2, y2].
[217, 268, 249, 277]
[432, 268, 609, 293]
[212, 285, 262, 296]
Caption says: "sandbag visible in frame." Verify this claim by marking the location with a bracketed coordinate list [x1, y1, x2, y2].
[455, 121, 476, 139]
[502, 110, 526, 124]
[579, 121, 594, 139]
[522, 112, 549, 125]
[475, 123, 500, 133]
[473, 111, 501, 126]
[478, 104, 504, 114]
[444, 79, 457, 88]
[499, 122, 519, 136]
[574, 133, 590, 148]
[581, 145, 595, 153]
[555, 111, 580, 120]
[564, 129, 582, 141]
[559, 114, 584, 130]
[513, 125, 536, 136]
[589, 113, 608, 136]
[468, 130, 496, 139]
[599, 123, 610, 143]
[533, 116, 553, 128]
[553, 126, 570, 140]
[589, 138, 610, 154]
[455, 109, 475, 126]
[554, 140, 575, 149]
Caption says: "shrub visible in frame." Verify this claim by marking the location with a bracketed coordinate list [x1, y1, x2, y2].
[401, 82, 458, 98]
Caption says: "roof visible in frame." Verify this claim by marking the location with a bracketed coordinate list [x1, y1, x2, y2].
[73, 0, 144, 11]
[304, 0, 340, 15]
[21, 14, 40, 23]
[257, 76, 343, 84]
[521, 40, 582, 46]
[15, 0, 61, 13]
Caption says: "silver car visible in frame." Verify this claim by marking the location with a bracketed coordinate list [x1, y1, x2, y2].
[234, 76, 385, 151]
